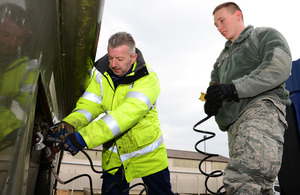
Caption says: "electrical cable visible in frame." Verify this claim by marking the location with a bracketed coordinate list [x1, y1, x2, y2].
[81, 149, 148, 194]
[193, 115, 226, 195]
[53, 145, 63, 195]
[49, 139, 148, 195]
[51, 166, 93, 193]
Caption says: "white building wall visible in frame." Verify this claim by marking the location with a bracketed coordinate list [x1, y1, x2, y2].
[56, 150, 227, 194]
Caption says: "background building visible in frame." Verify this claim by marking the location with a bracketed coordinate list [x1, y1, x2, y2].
[55, 148, 229, 195]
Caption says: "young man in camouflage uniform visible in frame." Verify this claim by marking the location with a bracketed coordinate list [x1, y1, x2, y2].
[204, 2, 292, 194]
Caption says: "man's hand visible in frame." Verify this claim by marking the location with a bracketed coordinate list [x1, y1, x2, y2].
[203, 83, 239, 116]
[50, 122, 74, 142]
[63, 132, 87, 156]
[204, 101, 222, 116]
[205, 83, 239, 104]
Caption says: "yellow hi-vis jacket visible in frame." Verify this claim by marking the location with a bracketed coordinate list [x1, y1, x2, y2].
[63, 49, 168, 182]
[0, 56, 38, 143]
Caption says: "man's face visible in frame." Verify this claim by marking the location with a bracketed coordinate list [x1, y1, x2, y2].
[214, 7, 241, 42]
[108, 45, 137, 77]
[0, 18, 28, 54]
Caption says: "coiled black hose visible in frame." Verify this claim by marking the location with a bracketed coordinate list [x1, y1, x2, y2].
[193, 115, 226, 195]
[81, 150, 148, 195]
[49, 140, 148, 195]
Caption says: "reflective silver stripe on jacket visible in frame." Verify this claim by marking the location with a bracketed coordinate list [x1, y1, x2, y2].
[94, 69, 104, 97]
[129, 83, 134, 90]
[126, 91, 152, 111]
[120, 135, 163, 163]
[74, 109, 93, 122]
[105, 143, 118, 164]
[75, 68, 103, 122]
[150, 101, 157, 110]
[20, 59, 38, 93]
[11, 100, 26, 121]
[102, 114, 121, 137]
[108, 144, 118, 154]
[28, 59, 38, 71]
[20, 84, 35, 93]
[82, 91, 102, 105]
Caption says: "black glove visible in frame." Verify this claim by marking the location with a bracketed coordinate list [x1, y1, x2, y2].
[204, 100, 222, 116]
[205, 83, 239, 104]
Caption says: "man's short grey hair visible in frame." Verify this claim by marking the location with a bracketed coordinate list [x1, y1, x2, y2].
[108, 32, 136, 55]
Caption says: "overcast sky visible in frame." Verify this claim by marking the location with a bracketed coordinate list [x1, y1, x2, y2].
[95, 0, 300, 158]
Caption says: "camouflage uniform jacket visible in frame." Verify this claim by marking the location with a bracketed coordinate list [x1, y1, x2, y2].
[210, 25, 292, 131]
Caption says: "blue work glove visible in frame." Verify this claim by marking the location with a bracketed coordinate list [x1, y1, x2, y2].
[63, 132, 87, 156]
[50, 122, 74, 142]
[205, 83, 239, 104]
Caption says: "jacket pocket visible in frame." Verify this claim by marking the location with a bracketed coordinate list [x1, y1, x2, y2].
[132, 120, 157, 148]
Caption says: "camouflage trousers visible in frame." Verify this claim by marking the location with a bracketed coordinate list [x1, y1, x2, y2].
[223, 99, 287, 195]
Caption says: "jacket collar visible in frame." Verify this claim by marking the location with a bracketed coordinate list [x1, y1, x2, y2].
[225, 25, 254, 47]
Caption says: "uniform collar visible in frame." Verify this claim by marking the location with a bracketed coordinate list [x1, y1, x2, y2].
[225, 25, 254, 47]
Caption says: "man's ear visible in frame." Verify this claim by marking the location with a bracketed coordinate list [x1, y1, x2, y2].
[131, 53, 138, 64]
[236, 11, 242, 21]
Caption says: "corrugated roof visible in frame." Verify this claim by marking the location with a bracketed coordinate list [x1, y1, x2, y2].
[167, 148, 229, 163]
